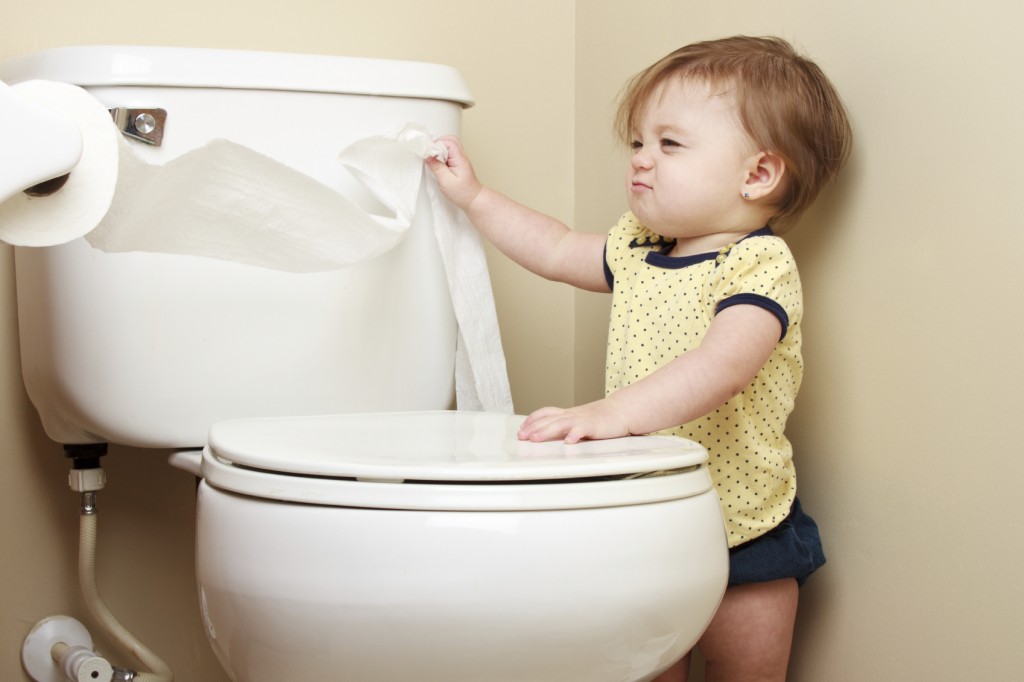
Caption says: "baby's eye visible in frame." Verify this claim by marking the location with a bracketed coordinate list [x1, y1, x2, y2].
[660, 138, 681, 148]
[630, 140, 643, 150]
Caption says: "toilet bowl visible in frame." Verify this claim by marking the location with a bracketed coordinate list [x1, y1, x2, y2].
[191, 411, 727, 682]
[3, 46, 728, 682]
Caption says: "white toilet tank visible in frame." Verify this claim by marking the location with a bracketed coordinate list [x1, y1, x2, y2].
[1, 47, 473, 448]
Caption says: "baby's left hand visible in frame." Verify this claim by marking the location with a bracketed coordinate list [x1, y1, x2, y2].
[517, 399, 632, 444]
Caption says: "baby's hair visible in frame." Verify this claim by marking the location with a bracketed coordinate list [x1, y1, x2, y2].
[615, 35, 852, 230]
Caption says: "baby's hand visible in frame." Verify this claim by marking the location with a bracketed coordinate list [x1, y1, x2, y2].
[517, 400, 633, 444]
[424, 135, 483, 211]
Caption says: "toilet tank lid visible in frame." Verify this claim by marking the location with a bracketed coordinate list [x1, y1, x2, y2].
[205, 411, 708, 483]
[0, 46, 475, 107]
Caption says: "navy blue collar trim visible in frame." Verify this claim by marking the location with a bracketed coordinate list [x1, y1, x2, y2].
[643, 226, 773, 270]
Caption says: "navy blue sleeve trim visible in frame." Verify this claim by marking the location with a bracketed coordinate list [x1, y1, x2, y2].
[603, 242, 614, 291]
[716, 293, 790, 341]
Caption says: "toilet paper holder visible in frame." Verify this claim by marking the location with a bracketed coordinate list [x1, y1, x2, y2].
[109, 107, 166, 146]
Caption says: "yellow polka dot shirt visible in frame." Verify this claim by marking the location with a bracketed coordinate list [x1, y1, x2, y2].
[604, 213, 800, 547]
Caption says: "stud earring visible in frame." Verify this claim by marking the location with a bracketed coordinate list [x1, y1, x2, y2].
[743, 192, 751, 199]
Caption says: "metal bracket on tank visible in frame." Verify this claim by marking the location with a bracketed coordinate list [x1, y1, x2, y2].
[109, 107, 167, 146]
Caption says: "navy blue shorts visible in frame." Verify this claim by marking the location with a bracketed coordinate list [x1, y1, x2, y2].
[728, 498, 825, 587]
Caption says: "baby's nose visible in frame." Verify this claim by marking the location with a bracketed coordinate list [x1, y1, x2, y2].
[631, 150, 653, 170]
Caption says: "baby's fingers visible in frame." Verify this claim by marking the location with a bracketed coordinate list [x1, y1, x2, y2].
[518, 407, 569, 442]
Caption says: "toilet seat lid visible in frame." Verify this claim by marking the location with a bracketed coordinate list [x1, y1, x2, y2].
[201, 411, 711, 511]
[208, 410, 705, 481]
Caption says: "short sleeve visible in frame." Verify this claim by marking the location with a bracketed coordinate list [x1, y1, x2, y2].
[711, 237, 802, 339]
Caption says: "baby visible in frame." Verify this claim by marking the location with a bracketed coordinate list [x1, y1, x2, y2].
[428, 35, 851, 682]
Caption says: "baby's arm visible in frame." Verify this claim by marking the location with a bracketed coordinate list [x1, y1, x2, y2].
[518, 304, 782, 443]
[427, 136, 608, 292]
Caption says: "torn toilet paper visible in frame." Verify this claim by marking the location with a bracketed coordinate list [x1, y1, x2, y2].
[341, 126, 515, 413]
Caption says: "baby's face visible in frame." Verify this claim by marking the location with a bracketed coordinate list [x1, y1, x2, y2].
[625, 78, 760, 252]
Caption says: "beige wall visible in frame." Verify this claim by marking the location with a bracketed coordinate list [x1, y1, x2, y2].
[2, 1, 1022, 680]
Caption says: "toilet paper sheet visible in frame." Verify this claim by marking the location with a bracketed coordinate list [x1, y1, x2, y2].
[0, 80, 513, 413]
[342, 127, 515, 413]
[88, 137, 413, 270]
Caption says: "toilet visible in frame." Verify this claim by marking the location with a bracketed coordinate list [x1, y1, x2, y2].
[3, 47, 728, 682]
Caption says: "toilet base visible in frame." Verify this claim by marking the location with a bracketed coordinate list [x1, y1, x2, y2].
[195, 482, 728, 682]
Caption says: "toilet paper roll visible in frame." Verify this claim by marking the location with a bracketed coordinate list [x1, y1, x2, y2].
[0, 80, 118, 246]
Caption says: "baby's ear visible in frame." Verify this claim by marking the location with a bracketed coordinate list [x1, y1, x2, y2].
[742, 151, 786, 200]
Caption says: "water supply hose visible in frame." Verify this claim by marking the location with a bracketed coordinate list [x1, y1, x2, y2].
[74, 476, 174, 682]
[78, 511, 174, 682]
